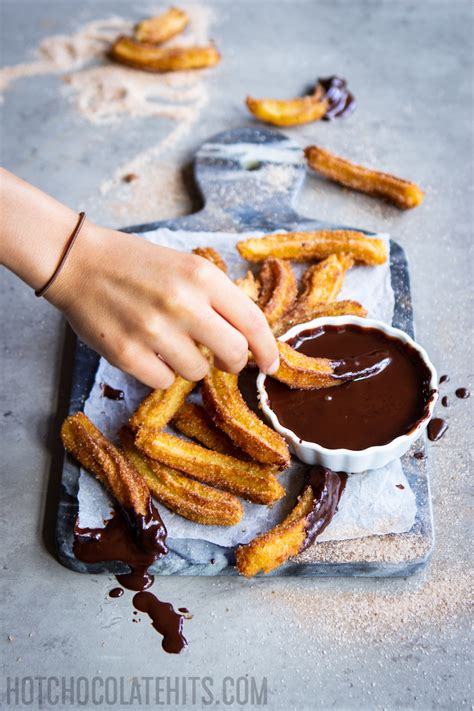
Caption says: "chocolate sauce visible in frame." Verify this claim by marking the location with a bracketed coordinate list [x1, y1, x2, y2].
[74, 501, 167, 591]
[439, 374, 449, 384]
[302, 467, 347, 549]
[100, 383, 124, 401]
[133, 592, 187, 654]
[74, 503, 189, 653]
[266, 325, 434, 451]
[441, 396, 450, 407]
[395, 484, 405, 490]
[318, 76, 356, 120]
[455, 388, 470, 399]
[427, 418, 449, 442]
[413, 451, 425, 460]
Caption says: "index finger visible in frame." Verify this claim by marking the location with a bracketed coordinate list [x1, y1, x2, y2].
[209, 271, 279, 374]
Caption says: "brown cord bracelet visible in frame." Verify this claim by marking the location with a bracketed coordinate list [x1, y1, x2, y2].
[35, 212, 86, 298]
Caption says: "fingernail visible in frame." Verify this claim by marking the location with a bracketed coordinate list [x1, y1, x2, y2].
[265, 357, 280, 375]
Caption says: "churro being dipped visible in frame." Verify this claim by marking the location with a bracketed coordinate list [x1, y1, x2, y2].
[272, 340, 391, 390]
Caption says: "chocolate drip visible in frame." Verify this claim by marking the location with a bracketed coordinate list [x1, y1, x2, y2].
[302, 466, 347, 549]
[427, 418, 449, 442]
[455, 388, 470, 399]
[439, 374, 449, 384]
[75, 500, 167, 592]
[74, 501, 189, 653]
[133, 592, 187, 654]
[100, 383, 124, 400]
[318, 76, 356, 120]
[441, 396, 449, 407]
[122, 501, 168, 558]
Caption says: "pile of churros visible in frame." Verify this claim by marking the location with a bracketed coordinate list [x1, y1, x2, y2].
[110, 7, 220, 73]
[62, 228, 390, 576]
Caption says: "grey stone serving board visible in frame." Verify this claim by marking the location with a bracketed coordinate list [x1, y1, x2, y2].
[55, 126, 434, 577]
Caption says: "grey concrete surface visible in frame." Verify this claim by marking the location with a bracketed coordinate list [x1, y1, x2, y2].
[1, 1, 472, 709]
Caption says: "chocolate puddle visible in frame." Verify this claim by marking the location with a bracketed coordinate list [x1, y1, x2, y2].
[74, 503, 187, 654]
[133, 592, 188, 654]
[100, 382, 125, 400]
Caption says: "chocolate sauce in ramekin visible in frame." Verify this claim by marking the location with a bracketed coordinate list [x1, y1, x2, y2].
[266, 325, 434, 451]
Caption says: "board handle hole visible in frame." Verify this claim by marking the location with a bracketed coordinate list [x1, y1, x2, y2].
[242, 160, 262, 171]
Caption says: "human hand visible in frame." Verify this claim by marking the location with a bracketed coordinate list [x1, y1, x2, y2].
[48, 224, 279, 388]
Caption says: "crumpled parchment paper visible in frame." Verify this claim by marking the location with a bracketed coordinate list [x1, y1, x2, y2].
[77, 228, 416, 547]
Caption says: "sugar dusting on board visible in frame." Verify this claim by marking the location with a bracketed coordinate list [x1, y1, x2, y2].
[0, 6, 216, 225]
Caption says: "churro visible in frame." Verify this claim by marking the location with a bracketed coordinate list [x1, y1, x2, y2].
[134, 7, 189, 44]
[246, 85, 328, 127]
[135, 429, 285, 505]
[257, 258, 297, 327]
[173, 401, 244, 458]
[61, 413, 150, 516]
[272, 341, 391, 390]
[192, 246, 228, 273]
[235, 270, 260, 302]
[110, 36, 220, 72]
[271, 253, 357, 335]
[273, 341, 341, 390]
[202, 367, 291, 468]
[236, 467, 346, 576]
[237, 231, 388, 265]
[121, 428, 243, 526]
[305, 145, 424, 209]
[273, 300, 368, 337]
[130, 376, 196, 432]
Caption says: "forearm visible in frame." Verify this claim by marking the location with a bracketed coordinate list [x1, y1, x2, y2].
[0, 167, 85, 291]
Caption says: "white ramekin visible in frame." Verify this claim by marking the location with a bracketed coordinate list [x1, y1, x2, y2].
[257, 316, 438, 474]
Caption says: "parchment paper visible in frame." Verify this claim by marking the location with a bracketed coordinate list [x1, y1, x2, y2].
[77, 228, 417, 546]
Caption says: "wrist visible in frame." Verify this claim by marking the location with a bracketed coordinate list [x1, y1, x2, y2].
[46, 220, 109, 310]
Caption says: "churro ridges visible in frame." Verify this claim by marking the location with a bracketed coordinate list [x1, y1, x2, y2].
[202, 367, 291, 469]
[61, 413, 150, 516]
[237, 231, 388, 265]
[129, 376, 196, 432]
[120, 427, 243, 526]
[135, 429, 285, 505]
[257, 258, 298, 327]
